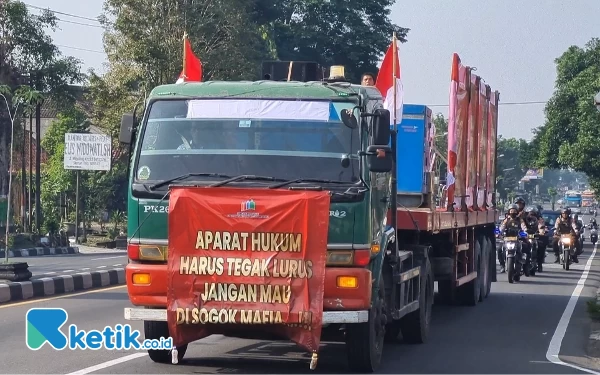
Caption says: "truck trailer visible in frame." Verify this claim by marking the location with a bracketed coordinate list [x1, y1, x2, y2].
[120, 53, 500, 372]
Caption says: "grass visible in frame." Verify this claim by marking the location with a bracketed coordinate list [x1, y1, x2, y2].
[588, 298, 600, 321]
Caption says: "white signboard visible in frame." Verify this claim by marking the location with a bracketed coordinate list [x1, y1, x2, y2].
[64, 133, 112, 171]
[595, 91, 600, 112]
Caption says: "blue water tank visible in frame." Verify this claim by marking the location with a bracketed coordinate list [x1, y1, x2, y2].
[395, 104, 432, 194]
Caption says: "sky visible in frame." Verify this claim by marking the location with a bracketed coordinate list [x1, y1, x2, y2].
[22, 0, 600, 140]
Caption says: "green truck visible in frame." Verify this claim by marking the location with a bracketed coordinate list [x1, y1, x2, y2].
[120, 62, 499, 371]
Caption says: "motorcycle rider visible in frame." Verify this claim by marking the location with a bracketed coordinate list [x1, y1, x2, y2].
[589, 218, 598, 244]
[524, 206, 545, 270]
[552, 207, 579, 263]
[573, 213, 584, 257]
[514, 197, 527, 219]
[498, 204, 528, 273]
[590, 217, 598, 230]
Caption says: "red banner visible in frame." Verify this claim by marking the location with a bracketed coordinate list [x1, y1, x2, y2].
[166, 187, 330, 354]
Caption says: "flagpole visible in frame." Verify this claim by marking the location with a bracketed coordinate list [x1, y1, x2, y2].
[392, 32, 397, 129]
[182, 32, 188, 80]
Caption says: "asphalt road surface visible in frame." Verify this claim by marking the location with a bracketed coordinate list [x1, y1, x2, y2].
[1, 243, 598, 374]
[19, 252, 127, 279]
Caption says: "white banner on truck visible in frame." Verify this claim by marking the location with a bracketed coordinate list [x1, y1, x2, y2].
[64, 133, 112, 171]
[186, 99, 331, 121]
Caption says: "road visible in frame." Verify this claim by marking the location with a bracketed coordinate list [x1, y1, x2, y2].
[1, 244, 598, 374]
[17, 252, 127, 279]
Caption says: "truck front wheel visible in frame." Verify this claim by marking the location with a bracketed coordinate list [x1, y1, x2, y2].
[345, 278, 386, 372]
[144, 320, 188, 364]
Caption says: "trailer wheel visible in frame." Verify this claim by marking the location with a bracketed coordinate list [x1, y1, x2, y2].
[346, 277, 386, 372]
[400, 257, 433, 344]
[483, 236, 493, 298]
[459, 239, 481, 306]
[144, 321, 188, 364]
[478, 236, 490, 302]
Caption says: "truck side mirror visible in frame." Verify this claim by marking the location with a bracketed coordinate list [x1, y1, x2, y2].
[366, 145, 393, 173]
[119, 113, 134, 144]
[372, 108, 391, 145]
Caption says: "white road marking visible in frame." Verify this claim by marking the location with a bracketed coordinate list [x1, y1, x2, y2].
[81, 268, 90, 271]
[546, 244, 600, 374]
[113, 264, 122, 267]
[63, 270, 74, 273]
[44, 272, 56, 275]
[90, 255, 126, 261]
[97, 265, 106, 268]
[64, 352, 147, 375]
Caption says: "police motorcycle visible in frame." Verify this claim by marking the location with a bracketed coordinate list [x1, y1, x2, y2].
[590, 227, 598, 245]
[524, 232, 539, 276]
[559, 232, 576, 271]
[500, 228, 528, 283]
[589, 224, 598, 245]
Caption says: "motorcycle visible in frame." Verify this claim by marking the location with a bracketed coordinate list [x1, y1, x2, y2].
[502, 230, 528, 283]
[589, 225, 598, 245]
[559, 233, 575, 271]
[525, 233, 539, 276]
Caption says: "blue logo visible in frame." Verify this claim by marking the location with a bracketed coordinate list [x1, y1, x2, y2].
[26, 308, 172, 350]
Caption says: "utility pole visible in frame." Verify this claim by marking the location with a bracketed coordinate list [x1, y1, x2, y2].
[35, 100, 41, 232]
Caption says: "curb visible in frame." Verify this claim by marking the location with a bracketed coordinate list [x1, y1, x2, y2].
[0, 268, 124, 304]
[0, 246, 79, 258]
[588, 288, 600, 360]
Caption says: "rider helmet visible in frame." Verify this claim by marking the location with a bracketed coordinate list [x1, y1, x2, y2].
[561, 207, 571, 219]
[514, 197, 526, 210]
[524, 205, 538, 215]
[507, 204, 519, 218]
[590, 217, 597, 224]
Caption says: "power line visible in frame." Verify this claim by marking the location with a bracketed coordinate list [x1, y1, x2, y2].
[56, 44, 104, 54]
[428, 101, 547, 107]
[54, 17, 104, 29]
[24, 3, 101, 23]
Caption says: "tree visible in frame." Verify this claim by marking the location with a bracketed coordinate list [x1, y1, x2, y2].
[99, 0, 270, 89]
[0, 84, 42, 261]
[0, 0, 83, 232]
[495, 136, 532, 200]
[548, 187, 558, 210]
[532, 38, 600, 188]
[432, 113, 448, 179]
[40, 108, 88, 226]
[257, 0, 409, 82]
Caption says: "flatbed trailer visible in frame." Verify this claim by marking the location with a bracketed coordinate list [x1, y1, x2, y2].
[390, 53, 500, 306]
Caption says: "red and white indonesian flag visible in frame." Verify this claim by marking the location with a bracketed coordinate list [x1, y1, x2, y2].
[375, 38, 404, 126]
[176, 35, 203, 83]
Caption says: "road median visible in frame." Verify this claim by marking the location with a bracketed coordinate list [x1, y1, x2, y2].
[0, 246, 79, 258]
[0, 268, 124, 304]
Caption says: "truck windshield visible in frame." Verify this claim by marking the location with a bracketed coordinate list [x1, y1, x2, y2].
[134, 99, 360, 185]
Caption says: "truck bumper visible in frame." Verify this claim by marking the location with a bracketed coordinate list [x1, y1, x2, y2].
[126, 263, 372, 313]
[124, 307, 368, 324]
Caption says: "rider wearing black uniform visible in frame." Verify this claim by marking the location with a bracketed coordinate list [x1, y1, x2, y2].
[524, 206, 545, 270]
[552, 207, 579, 263]
[514, 197, 527, 220]
[498, 204, 528, 273]
[590, 217, 598, 230]
[573, 213, 584, 258]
